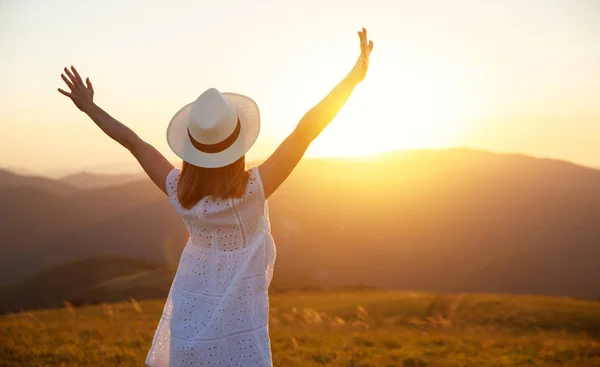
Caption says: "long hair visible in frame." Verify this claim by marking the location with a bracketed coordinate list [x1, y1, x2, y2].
[177, 156, 249, 210]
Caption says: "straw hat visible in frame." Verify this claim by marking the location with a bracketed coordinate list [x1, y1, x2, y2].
[166, 88, 260, 168]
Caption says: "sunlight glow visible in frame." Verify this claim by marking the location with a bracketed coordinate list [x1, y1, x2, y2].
[2, 0, 599, 174]
[307, 58, 477, 158]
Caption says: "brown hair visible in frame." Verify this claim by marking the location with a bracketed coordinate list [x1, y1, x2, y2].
[177, 156, 249, 209]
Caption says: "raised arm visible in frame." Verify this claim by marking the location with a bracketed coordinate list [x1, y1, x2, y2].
[58, 66, 174, 194]
[259, 28, 374, 199]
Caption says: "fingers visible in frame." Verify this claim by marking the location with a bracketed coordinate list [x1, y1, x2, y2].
[71, 66, 84, 85]
[57, 88, 71, 97]
[358, 27, 372, 57]
[358, 30, 366, 56]
[63, 67, 78, 86]
[86, 77, 94, 95]
[61, 74, 75, 91]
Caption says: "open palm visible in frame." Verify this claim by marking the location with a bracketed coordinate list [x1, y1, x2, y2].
[350, 28, 374, 83]
[58, 66, 95, 112]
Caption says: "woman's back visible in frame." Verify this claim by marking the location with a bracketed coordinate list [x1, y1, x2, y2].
[58, 28, 373, 367]
[146, 166, 277, 367]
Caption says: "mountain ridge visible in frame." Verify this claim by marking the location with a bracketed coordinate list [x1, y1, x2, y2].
[1, 148, 599, 300]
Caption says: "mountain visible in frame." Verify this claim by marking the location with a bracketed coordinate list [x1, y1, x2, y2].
[0, 168, 76, 196]
[0, 256, 162, 313]
[0, 256, 325, 313]
[61, 171, 143, 189]
[269, 149, 600, 298]
[1, 148, 599, 300]
[0, 178, 178, 285]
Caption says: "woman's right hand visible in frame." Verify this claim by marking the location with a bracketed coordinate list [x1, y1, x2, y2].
[58, 65, 95, 113]
[349, 27, 374, 84]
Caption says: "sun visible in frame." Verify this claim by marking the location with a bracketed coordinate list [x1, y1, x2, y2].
[305, 59, 474, 158]
[267, 50, 477, 159]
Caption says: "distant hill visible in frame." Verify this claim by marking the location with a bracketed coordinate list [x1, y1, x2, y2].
[269, 149, 600, 298]
[0, 256, 325, 313]
[0, 179, 183, 286]
[1, 148, 599, 300]
[61, 171, 142, 189]
[0, 168, 76, 196]
[0, 256, 161, 313]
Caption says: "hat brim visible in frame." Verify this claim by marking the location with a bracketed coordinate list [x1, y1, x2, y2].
[166, 93, 260, 168]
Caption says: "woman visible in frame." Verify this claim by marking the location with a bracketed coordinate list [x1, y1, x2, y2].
[59, 28, 373, 367]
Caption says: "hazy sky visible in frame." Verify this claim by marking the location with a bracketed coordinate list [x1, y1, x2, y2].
[1, 0, 599, 176]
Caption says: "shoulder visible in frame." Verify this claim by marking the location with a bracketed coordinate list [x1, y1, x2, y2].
[165, 167, 181, 198]
[246, 166, 266, 201]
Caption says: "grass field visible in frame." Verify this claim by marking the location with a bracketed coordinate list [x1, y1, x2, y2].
[1, 290, 600, 366]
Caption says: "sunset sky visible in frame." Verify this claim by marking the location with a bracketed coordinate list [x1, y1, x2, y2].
[1, 0, 599, 176]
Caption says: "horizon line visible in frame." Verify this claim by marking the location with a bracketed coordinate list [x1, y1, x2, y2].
[3, 146, 600, 179]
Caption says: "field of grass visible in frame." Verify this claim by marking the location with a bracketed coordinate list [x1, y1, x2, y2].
[2, 290, 600, 366]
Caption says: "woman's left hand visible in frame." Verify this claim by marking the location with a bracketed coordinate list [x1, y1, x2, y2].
[349, 27, 374, 84]
[58, 66, 95, 112]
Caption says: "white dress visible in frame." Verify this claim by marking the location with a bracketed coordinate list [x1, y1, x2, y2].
[146, 166, 277, 367]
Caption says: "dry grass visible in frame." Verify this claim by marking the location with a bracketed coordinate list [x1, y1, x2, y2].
[1, 290, 599, 366]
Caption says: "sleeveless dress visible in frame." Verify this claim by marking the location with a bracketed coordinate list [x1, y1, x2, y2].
[145, 166, 277, 367]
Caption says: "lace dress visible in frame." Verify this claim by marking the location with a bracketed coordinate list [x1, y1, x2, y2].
[145, 166, 277, 367]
